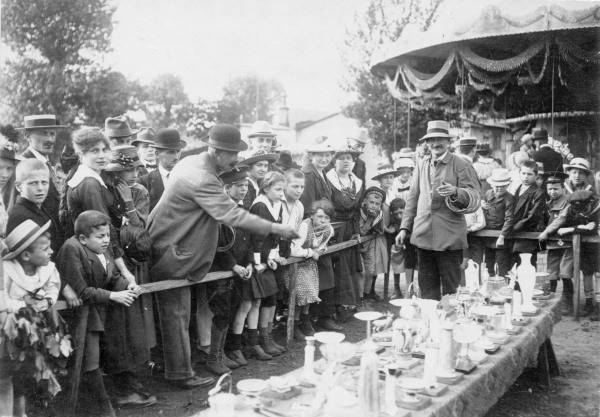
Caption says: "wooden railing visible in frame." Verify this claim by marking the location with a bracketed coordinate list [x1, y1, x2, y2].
[53, 230, 599, 327]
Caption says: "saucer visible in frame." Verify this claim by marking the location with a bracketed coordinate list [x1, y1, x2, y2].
[354, 311, 383, 321]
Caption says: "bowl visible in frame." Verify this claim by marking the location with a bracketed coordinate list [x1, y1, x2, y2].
[236, 378, 267, 396]
[314, 331, 345, 345]
[397, 377, 426, 393]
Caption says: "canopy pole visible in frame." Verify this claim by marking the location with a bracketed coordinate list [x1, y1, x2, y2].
[551, 56, 555, 137]
[393, 96, 397, 153]
[407, 97, 411, 148]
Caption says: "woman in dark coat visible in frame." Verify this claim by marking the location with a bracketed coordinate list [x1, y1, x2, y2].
[299, 139, 340, 330]
[326, 147, 365, 309]
[62, 129, 156, 408]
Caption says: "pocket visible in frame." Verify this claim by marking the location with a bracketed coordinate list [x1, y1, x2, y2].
[149, 245, 194, 280]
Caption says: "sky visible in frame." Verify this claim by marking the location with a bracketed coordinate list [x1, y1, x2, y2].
[105, 0, 370, 112]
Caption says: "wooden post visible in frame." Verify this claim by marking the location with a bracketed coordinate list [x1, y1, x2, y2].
[68, 306, 89, 416]
[572, 234, 581, 321]
[286, 263, 298, 346]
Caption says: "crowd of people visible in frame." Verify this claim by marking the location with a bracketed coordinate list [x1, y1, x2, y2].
[0, 114, 598, 417]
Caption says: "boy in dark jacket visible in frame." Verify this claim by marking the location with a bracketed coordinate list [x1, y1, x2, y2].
[480, 168, 515, 277]
[56, 210, 137, 416]
[511, 160, 547, 262]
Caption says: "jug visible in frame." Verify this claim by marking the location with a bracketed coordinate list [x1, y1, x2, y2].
[464, 259, 479, 291]
[208, 373, 235, 417]
[516, 253, 537, 314]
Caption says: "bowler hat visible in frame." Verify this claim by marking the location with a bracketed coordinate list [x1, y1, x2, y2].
[105, 145, 142, 171]
[371, 163, 400, 181]
[104, 116, 139, 138]
[131, 127, 155, 146]
[19, 114, 66, 130]
[564, 157, 591, 173]
[151, 128, 187, 150]
[531, 128, 548, 142]
[420, 120, 451, 142]
[219, 166, 249, 185]
[274, 151, 301, 170]
[203, 124, 247, 152]
[248, 121, 276, 138]
[3, 220, 51, 260]
[544, 171, 569, 183]
[238, 149, 278, 167]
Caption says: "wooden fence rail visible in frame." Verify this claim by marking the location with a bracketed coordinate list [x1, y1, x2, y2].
[53, 230, 599, 331]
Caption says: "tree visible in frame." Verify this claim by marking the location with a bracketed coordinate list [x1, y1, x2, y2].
[216, 74, 286, 124]
[141, 73, 189, 127]
[340, 0, 452, 153]
[0, 0, 117, 124]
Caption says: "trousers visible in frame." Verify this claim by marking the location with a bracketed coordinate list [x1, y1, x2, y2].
[417, 248, 462, 300]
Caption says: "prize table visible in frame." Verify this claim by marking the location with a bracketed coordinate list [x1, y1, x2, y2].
[197, 295, 562, 417]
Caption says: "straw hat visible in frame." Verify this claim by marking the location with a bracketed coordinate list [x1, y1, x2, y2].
[19, 114, 66, 130]
[419, 120, 451, 142]
[305, 136, 334, 154]
[3, 220, 51, 260]
[564, 157, 591, 173]
[371, 163, 400, 181]
[486, 168, 512, 186]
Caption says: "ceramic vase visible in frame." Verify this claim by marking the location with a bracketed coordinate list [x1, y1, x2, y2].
[465, 260, 480, 291]
[516, 253, 536, 313]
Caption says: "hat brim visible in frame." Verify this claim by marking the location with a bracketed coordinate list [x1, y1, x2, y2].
[151, 140, 187, 150]
[4, 221, 51, 260]
[248, 133, 276, 138]
[419, 132, 451, 142]
[105, 129, 141, 138]
[18, 125, 67, 130]
[239, 153, 279, 166]
[202, 139, 248, 153]
[333, 150, 361, 159]
[131, 139, 154, 146]
[564, 164, 591, 173]
[372, 170, 401, 181]
[104, 161, 142, 172]
[486, 179, 511, 186]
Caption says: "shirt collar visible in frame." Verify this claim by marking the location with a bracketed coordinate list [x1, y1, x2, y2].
[158, 164, 171, 178]
[27, 146, 49, 163]
[67, 164, 106, 189]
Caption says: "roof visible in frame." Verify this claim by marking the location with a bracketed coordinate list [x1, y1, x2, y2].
[295, 112, 341, 130]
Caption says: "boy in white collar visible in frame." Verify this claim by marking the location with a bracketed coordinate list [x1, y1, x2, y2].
[2, 219, 60, 417]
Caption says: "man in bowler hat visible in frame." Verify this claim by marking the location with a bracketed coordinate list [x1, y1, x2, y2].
[532, 127, 564, 175]
[137, 128, 186, 212]
[147, 124, 298, 389]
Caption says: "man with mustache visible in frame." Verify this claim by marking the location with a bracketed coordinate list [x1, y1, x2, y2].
[19, 114, 66, 245]
[138, 128, 186, 212]
[147, 124, 298, 389]
[396, 120, 480, 300]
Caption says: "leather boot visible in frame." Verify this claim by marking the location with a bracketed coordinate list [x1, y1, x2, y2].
[81, 369, 116, 417]
[268, 322, 286, 353]
[581, 298, 594, 317]
[226, 333, 248, 366]
[298, 314, 315, 336]
[293, 321, 306, 341]
[259, 327, 281, 356]
[560, 292, 574, 316]
[245, 329, 272, 361]
[206, 326, 231, 376]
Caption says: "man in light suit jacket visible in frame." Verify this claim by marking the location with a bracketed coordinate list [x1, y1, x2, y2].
[397, 121, 480, 300]
[138, 128, 186, 212]
[148, 124, 298, 389]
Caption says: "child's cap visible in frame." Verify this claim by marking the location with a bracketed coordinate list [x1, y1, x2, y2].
[3, 219, 50, 260]
[363, 186, 386, 203]
[219, 165, 249, 185]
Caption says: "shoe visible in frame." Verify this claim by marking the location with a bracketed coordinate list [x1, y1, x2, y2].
[227, 349, 248, 366]
[114, 392, 157, 409]
[390, 291, 403, 300]
[581, 298, 594, 317]
[259, 327, 282, 356]
[246, 344, 273, 361]
[268, 322, 286, 353]
[368, 291, 383, 302]
[222, 350, 240, 369]
[298, 315, 315, 336]
[206, 325, 232, 376]
[590, 304, 600, 322]
[196, 347, 209, 365]
[293, 323, 306, 341]
[560, 293, 573, 316]
[316, 317, 343, 331]
[171, 375, 215, 389]
[80, 369, 116, 417]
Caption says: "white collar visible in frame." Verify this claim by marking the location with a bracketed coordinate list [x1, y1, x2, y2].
[158, 165, 171, 180]
[539, 143, 552, 149]
[325, 169, 363, 192]
[4, 259, 55, 293]
[67, 164, 106, 188]
[252, 194, 282, 220]
[27, 146, 49, 163]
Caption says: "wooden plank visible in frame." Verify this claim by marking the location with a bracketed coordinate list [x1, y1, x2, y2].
[572, 234, 582, 321]
[54, 235, 375, 311]
[471, 230, 600, 243]
[286, 263, 298, 346]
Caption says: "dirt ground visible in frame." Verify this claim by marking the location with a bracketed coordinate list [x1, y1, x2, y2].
[109, 300, 600, 417]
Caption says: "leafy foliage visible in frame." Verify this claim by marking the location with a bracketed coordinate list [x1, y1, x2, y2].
[216, 74, 286, 124]
[340, 0, 454, 153]
[1, 307, 72, 399]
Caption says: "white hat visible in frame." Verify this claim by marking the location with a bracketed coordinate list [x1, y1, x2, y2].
[305, 136, 334, 153]
[248, 121, 275, 138]
[3, 220, 51, 260]
[564, 157, 591, 173]
[394, 158, 415, 169]
[486, 168, 512, 186]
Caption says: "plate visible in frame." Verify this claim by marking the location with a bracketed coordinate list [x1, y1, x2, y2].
[398, 377, 426, 393]
[237, 378, 267, 395]
[389, 298, 414, 308]
[314, 331, 345, 345]
[354, 311, 383, 321]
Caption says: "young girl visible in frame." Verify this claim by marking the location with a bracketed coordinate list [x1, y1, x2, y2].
[250, 171, 287, 357]
[285, 200, 334, 340]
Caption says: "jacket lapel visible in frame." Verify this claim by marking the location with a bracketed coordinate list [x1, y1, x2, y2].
[514, 185, 534, 213]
